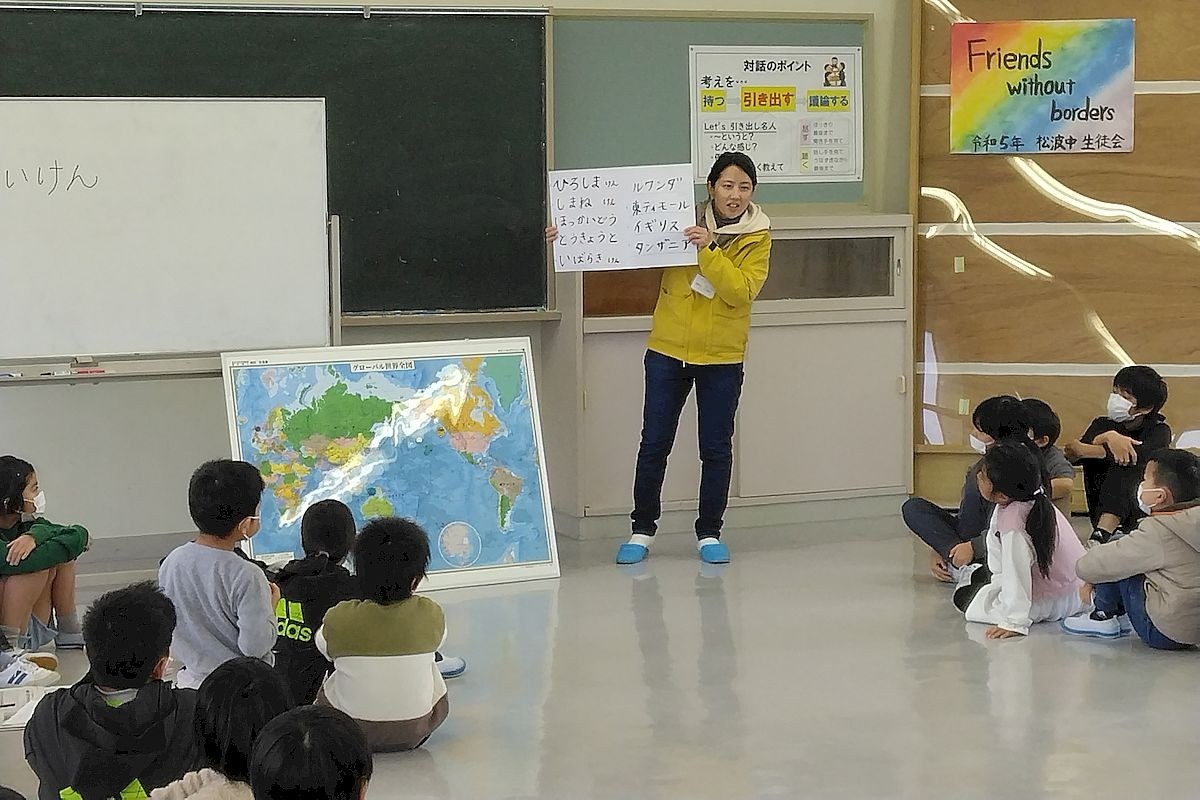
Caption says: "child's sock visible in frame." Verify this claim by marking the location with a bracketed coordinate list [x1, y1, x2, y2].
[629, 533, 654, 549]
[1090, 528, 1113, 545]
[54, 611, 81, 635]
[0, 625, 23, 650]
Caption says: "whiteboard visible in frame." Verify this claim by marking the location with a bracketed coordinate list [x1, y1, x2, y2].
[0, 98, 330, 361]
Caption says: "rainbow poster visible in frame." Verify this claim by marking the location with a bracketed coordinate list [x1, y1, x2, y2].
[950, 19, 1134, 154]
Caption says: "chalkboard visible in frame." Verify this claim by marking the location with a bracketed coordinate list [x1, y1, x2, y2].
[0, 9, 547, 315]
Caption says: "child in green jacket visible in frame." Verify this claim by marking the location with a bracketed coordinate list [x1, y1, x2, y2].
[0, 456, 89, 652]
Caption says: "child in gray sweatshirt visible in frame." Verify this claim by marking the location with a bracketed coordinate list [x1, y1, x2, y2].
[159, 460, 278, 689]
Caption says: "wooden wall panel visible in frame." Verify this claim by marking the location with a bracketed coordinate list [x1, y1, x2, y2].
[916, 2, 1200, 502]
[921, 0, 1200, 85]
[918, 235, 1200, 364]
[919, 96, 1200, 223]
[917, 374, 1200, 450]
[583, 269, 661, 317]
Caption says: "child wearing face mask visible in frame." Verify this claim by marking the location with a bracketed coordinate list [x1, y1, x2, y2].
[952, 440, 1089, 639]
[1063, 366, 1171, 544]
[0, 455, 90, 656]
[902, 396, 1032, 582]
[1062, 449, 1200, 649]
[159, 460, 280, 689]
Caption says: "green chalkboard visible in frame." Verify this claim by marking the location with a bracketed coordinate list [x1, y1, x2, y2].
[553, 17, 865, 203]
[0, 9, 548, 314]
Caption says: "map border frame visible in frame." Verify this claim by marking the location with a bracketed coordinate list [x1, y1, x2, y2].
[220, 336, 560, 591]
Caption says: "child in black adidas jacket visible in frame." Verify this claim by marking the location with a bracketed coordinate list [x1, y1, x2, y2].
[271, 501, 361, 705]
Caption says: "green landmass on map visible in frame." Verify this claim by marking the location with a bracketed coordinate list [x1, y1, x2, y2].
[482, 356, 525, 412]
[362, 492, 394, 518]
[280, 383, 391, 447]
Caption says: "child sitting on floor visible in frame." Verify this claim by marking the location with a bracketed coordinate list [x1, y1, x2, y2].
[158, 460, 278, 689]
[249, 706, 373, 800]
[903, 396, 1031, 582]
[315, 517, 449, 752]
[151, 657, 296, 800]
[1021, 398, 1077, 520]
[0, 456, 89, 652]
[1063, 449, 1200, 650]
[1064, 366, 1171, 544]
[272, 500, 466, 705]
[24, 582, 199, 799]
[953, 440, 1089, 639]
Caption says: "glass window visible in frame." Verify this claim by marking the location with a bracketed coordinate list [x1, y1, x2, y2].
[757, 236, 893, 301]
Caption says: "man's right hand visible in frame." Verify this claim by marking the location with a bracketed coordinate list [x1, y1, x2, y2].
[545, 226, 559, 243]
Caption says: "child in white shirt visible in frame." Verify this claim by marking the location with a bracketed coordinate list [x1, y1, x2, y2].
[953, 440, 1090, 638]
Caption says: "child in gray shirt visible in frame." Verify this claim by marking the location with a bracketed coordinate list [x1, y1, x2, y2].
[158, 460, 278, 689]
[1022, 399, 1078, 519]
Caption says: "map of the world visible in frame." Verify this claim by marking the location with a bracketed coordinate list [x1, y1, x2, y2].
[222, 341, 557, 588]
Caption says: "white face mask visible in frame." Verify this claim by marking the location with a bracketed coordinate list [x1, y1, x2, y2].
[21, 491, 46, 521]
[1107, 393, 1137, 423]
[968, 435, 988, 455]
[1137, 482, 1165, 515]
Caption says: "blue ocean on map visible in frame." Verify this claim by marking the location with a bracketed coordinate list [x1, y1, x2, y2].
[228, 354, 551, 574]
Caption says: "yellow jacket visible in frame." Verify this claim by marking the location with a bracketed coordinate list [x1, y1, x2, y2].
[646, 202, 772, 365]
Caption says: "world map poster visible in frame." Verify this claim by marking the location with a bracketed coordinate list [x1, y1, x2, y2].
[221, 338, 558, 590]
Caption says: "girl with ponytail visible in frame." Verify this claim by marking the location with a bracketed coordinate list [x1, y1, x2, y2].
[953, 440, 1090, 638]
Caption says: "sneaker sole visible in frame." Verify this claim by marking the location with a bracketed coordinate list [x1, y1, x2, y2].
[1060, 621, 1126, 639]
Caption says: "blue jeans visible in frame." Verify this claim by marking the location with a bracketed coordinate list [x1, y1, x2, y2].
[632, 350, 744, 540]
[1093, 575, 1191, 651]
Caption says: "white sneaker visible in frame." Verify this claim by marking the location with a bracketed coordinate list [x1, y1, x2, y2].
[437, 656, 467, 679]
[0, 657, 61, 687]
[1061, 612, 1127, 639]
[9, 651, 59, 671]
[951, 562, 983, 587]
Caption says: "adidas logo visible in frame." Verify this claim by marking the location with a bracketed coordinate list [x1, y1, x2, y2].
[275, 598, 313, 643]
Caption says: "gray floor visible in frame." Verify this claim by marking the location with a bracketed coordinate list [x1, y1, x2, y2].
[5, 517, 1200, 798]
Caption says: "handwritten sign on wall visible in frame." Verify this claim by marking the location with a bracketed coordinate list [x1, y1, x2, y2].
[950, 19, 1134, 154]
[549, 163, 695, 273]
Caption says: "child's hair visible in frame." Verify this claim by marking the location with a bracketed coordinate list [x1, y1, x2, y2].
[353, 517, 430, 605]
[249, 706, 373, 800]
[972, 395, 1031, 442]
[980, 440, 1057, 579]
[1148, 449, 1200, 505]
[1020, 398, 1061, 447]
[189, 459, 265, 537]
[0, 788, 26, 800]
[82, 581, 176, 689]
[1114, 365, 1168, 415]
[708, 152, 758, 187]
[0, 455, 34, 516]
[195, 657, 295, 782]
[301, 500, 357, 563]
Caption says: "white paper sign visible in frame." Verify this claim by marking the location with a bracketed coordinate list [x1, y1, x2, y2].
[689, 45, 864, 183]
[549, 163, 696, 273]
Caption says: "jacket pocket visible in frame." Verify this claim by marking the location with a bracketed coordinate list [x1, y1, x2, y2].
[708, 299, 751, 358]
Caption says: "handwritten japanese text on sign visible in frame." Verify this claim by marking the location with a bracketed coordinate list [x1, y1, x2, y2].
[689, 45, 864, 183]
[549, 163, 695, 273]
[950, 19, 1134, 154]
